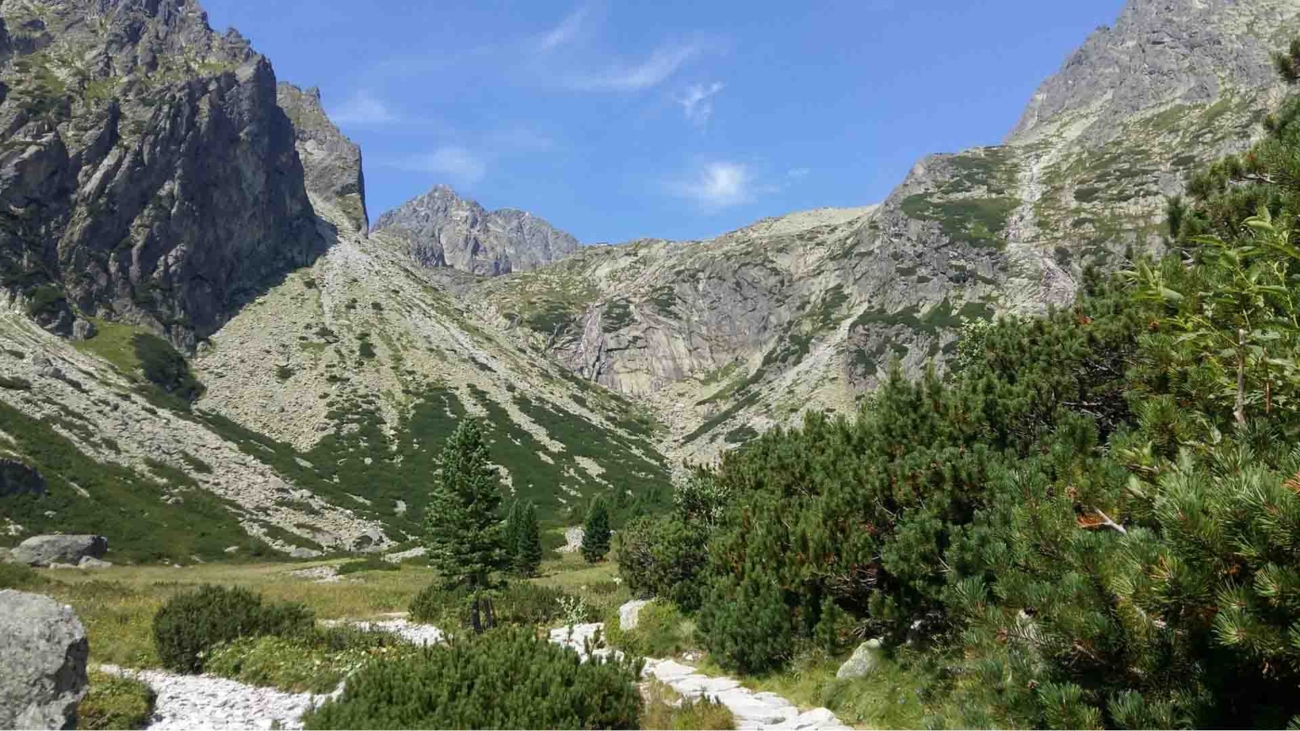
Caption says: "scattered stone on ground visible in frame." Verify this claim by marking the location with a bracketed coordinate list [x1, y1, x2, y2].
[557, 526, 584, 554]
[619, 598, 651, 631]
[836, 638, 883, 680]
[78, 557, 112, 570]
[547, 621, 849, 730]
[349, 619, 444, 646]
[11, 534, 108, 567]
[288, 566, 340, 583]
[382, 546, 426, 564]
[98, 665, 335, 731]
[0, 590, 89, 729]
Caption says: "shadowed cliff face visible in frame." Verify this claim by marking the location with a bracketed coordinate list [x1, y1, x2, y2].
[373, 185, 581, 277]
[0, 0, 323, 346]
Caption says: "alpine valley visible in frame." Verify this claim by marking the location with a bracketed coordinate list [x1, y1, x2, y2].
[3, 0, 1299, 562]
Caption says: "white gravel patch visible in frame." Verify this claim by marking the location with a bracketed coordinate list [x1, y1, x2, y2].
[98, 664, 339, 730]
[556, 526, 584, 554]
[349, 618, 444, 646]
[288, 566, 340, 583]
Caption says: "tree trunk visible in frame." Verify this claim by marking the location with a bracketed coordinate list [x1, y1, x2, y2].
[1236, 330, 1247, 426]
[471, 593, 483, 634]
[483, 596, 496, 630]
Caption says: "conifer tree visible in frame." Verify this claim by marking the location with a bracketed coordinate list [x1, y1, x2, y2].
[581, 496, 611, 563]
[423, 418, 508, 633]
[515, 501, 543, 577]
[503, 499, 523, 568]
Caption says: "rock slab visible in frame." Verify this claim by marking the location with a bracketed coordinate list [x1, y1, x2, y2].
[11, 535, 108, 568]
[836, 638, 883, 680]
[0, 590, 89, 729]
[619, 599, 651, 631]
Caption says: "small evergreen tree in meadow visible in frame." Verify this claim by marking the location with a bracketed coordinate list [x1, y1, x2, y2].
[514, 501, 543, 577]
[581, 496, 612, 563]
[502, 499, 523, 567]
[422, 419, 508, 633]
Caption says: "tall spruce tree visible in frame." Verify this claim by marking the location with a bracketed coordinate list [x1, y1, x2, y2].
[581, 496, 612, 563]
[423, 419, 508, 633]
[515, 501, 543, 577]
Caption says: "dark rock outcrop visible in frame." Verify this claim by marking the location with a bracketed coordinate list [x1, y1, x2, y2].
[0, 458, 45, 497]
[374, 185, 580, 276]
[0, 0, 324, 346]
[11, 535, 108, 568]
[0, 590, 89, 729]
[277, 83, 368, 232]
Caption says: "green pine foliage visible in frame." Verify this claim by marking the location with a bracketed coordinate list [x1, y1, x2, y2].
[302, 629, 644, 730]
[581, 497, 612, 563]
[644, 43, 1300, 727]
[422, 419, 509, 632]
[151, 585, 314, 673]
[514, 502, 543, 577]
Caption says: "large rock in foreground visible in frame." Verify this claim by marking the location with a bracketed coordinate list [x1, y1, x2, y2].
[11, 535, 108, 568]
[0, 590, 89, 729]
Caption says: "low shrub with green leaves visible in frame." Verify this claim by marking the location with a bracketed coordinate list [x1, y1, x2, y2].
[151, 585, 314, 673]
[302, 629, 644, 729]
[0, 560, 47, 590]
[206, 630, 411, 693]
[604, 600, 694, 658]
[78, 670, 156, 730]
[409, 582, 598, 629]
[641, 679, 735, 730]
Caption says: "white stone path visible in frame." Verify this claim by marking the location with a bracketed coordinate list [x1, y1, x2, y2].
[103, 619, 849, 730]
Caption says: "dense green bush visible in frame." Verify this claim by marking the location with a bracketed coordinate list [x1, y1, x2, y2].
[616, 515, 708, 610]
[409, 582, 598, 629]
[302, 629, 644, 729]
[78, 670, 156, 730]
[697, 569, 794, 675]
[132, 333, 203, 403]
[582, 496, 612, 563]
[151, 585, 314, 673]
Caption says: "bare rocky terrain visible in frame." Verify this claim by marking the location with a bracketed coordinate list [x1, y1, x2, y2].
[4, 0, 1300, 555]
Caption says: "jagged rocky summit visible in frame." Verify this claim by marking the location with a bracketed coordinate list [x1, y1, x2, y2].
[277, 83, 369, 233]
[374, 185, 581, 276]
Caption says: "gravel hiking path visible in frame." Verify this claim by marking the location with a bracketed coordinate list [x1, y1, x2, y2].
[102, 619, 849, 730]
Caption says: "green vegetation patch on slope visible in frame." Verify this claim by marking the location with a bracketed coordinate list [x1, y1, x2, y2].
[900, 194, 1021, 249]
[0, 401, 259, 562]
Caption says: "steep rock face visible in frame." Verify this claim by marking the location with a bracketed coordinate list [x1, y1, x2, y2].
[0, 590, 89, 730]
[480, 0, 1300, 460]
[277, 83, 368, 232]
[373, 185, 580, 276]
[0, 0, 323, 346]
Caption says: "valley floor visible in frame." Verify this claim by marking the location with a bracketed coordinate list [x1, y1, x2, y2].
[18, 555, 863, 730]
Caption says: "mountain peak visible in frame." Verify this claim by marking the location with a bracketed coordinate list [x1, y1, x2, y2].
[373, 186, 579, 277]
[1009, 0, 1300, 146]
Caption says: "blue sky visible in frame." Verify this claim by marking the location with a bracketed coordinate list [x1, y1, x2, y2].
[200, 0, 1126, 243]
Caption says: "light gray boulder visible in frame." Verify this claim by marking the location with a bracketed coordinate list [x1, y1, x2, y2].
[11, 535, 108, 568]
[77, 557, 112, 570]
[837, 638, 884, 680]
[619, 599, 651, 631]
[0, 590, 90, 729]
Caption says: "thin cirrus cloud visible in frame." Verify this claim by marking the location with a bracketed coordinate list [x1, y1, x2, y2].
[564, 39, 708, 92]
[536, 7, 588, 52]
[328, 91, 400, 126]
[392, 147, 488, 187]
[668, 161, 756, 210]
[676, 82, 725, 126]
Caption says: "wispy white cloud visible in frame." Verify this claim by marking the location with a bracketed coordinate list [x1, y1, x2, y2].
[676, 82, 724, 126]
[787, 167, 812, 179]
[392, 146, 488, 186]
[329, 91, 400, 126]
[537, 7, 589, 52]
[568, 40, 707, 92]
[668, 161, 755, 209]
